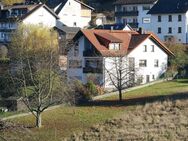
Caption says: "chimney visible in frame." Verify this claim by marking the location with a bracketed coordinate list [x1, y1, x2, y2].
[138, 27, 144, 34]
[111, 26, 114, 31]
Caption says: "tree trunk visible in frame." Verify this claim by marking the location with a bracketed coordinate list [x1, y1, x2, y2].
[36, 112, 42, 128]
[119, 89, 122, 101]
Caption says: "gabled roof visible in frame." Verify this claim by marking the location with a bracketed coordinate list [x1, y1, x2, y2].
[73, 29, 174, 57]
[95, 32, 123, 43]
[114, 0, 157, 5]
[148, 0, 188, 14]
[54, 1, 67, 15]
[21, 4, 59, 20]
[55, 0, 94, 15]
[0, 4, 59, 21]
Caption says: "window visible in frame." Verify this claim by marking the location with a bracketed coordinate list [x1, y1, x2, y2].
[168, 15, 172, 22]
[133, 6, 137, 11]
[73, 22, 77, 26]
[152, 75, 155, 80]
[178, 15, 182, 21]
[158, 15, 161, 22]
[154, 59, 159, 67]
[137, 75, 143, 84]
[168, 27, 172, 33]
[123, 7, 127, 11]
[139, 60, 147, 67]
[178, 27, 182, 33]
[109, 43, 120, 50]
[143, 45, 147, 52]
[151, 45, 154, 52]
[157, 27, 161, 34]
[1, 33, 4, 38]
[142, 5, 150, 10]
[142, 17, 150, 23]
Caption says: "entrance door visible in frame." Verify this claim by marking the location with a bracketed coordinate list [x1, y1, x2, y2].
[146, 75, 150, 83]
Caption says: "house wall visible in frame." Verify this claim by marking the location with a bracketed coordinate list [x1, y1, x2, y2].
[150, 13, 187, 43]
[67, 35, 169, 89]
[115, 4, 153, 30]
[186, 11, 188, 43]
[23, 6, 57, 27]
[56, 0, 91, 28]
[128, 38, 168, 84]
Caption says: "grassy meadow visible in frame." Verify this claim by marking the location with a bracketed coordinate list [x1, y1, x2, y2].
[0, 79, 188, 141]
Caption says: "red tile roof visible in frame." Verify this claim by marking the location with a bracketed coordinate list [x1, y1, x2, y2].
[74, 29, 174, 57]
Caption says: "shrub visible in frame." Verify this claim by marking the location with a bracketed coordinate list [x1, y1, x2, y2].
[69, 80, 91, 105]
[85, 80, 98, 97]
[0, 75, 16, 98]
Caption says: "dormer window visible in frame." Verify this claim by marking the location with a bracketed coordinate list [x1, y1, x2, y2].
[109, 43, 120, 50]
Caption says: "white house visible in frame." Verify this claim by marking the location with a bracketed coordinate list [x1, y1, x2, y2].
[148, 0, 188, 43]
[114, 0, 157, 30]
[54, 0, 94, 28]
[0, 3, 59, 43]
[67, 29, 174, 88]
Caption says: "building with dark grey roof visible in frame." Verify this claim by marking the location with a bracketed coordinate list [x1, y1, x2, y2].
[147, 0, 188, 43]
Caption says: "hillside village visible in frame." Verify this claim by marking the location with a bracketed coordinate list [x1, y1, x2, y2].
[0, 0, 188, 140]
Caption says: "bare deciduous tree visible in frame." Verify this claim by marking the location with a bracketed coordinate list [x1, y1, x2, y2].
[105, 56, 138, 101]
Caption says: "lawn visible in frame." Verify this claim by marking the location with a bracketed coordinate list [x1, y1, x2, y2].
[0, 79, 188, 141]
[104, 79, 188, 100]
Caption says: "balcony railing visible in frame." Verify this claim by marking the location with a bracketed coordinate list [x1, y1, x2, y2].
[83, 67, 103, 73]
[115, 11, 139, 17]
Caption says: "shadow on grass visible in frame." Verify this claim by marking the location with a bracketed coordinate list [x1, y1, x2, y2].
[174, 79, 188, 84]
[81, 92, 188, 107]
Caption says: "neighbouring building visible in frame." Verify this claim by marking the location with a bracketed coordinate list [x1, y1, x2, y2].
[0, 3, 59, 44]
[54, 26, 80, 70]
[148, 0, 188, 43]
[67, 29, 174, 89]
[114, 0, 157, 29]
[54, 0, 94, 28]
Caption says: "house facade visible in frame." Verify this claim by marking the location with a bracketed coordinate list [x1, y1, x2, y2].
[54, 0, 94, 28]
[0, 3, 59, 43]
[67, 29, 173, 88]
[114, 0, 157, 29]
[148, 0, 188, 43]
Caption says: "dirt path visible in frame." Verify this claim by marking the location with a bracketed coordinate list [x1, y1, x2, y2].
[67, 99, 188, 141]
